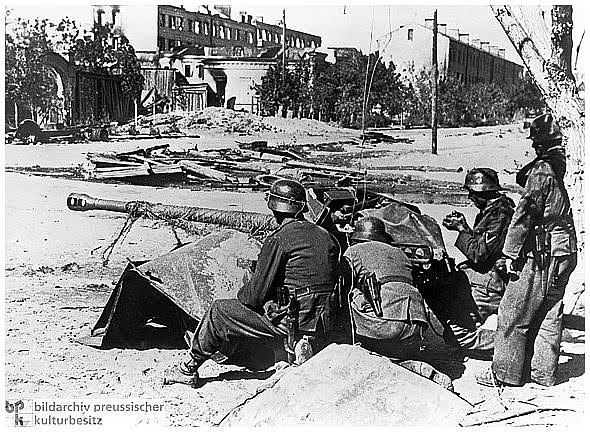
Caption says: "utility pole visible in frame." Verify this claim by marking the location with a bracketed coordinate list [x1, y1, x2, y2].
[431, 10, 438, 155]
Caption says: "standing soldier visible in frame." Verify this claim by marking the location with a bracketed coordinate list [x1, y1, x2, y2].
[441, 168, 515, 356]
[477, 113, 578, 387]
[165, 179, 341, 387]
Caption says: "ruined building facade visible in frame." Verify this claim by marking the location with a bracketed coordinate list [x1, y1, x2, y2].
[92, 4, 321, 62]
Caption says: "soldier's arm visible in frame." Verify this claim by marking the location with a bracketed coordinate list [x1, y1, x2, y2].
[503, 163, 550, 259]
[343, 248, 370, 286]
[455, 208, 511, 264]
[237, 236, 285, 311]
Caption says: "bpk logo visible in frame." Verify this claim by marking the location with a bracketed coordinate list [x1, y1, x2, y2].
[5, 400, 32, 427]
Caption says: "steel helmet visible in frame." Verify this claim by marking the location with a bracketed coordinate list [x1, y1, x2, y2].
[528, 113, 562, 143]
[267, 179, 307, 214]
[351, 216, 393, 244]
[463, 168, 502, 192]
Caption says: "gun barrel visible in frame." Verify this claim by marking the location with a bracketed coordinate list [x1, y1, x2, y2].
[67, 193, 129, 213]
[67, 192, 277, 234]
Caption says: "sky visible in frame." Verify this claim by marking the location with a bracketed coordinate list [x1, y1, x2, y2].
[4, 1, 589, 67]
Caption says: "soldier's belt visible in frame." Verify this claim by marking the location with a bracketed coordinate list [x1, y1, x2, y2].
[293, 285, 335, 298]
[378, 275, 413, 285]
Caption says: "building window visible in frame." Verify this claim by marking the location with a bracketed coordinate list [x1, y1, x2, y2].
[96, 10, 104, 26]
[185, 65, 192, 77]
[247, 32, 253, 44]
[177, 17, 184, 31]
[159, 14, 166, 27]
[235, 29, 240, 40]
[407, 28, 414, 41]
[204, 22, 209, 35]
[233, 46, 244, 56]
[188, 19, 193, 32]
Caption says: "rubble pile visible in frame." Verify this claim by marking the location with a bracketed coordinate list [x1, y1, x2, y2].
[113, 107, 345, 137]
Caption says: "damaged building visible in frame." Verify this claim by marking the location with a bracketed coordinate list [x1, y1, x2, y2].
[92, 4, 323, 114]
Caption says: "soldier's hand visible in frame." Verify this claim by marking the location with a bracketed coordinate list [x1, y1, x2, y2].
[442, 212, 468, 232]
[505, 258, 520, 281]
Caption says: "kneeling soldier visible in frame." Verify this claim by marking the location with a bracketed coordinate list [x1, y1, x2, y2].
[441, 168, 515, 356]
[343, 216, 428, 359]
[165, 179, 340, 387]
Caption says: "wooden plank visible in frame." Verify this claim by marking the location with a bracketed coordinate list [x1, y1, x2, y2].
[92, 166, 150, 179]
[179, 160, 235, 182]
[86, 155, 143, 167]
[126, 154, 170, 166]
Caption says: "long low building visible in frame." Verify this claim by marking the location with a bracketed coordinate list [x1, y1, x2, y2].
[380, 19, 523, 84]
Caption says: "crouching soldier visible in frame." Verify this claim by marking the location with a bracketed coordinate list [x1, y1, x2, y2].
[165, 179, 341, 387]
[343, 217, 428, 360]
[441, 168, 515, 356]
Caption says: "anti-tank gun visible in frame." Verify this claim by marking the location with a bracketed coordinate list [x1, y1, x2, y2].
[67, 186, 456, 288]
[68, 187, 457, 351]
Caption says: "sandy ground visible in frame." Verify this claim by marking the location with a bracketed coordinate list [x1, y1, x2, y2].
[3, 116, 585, 427]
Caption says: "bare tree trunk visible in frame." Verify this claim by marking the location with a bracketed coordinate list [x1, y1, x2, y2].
[491, 5, 585, 251]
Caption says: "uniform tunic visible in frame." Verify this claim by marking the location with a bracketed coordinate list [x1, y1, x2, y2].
[434, 195, 514, 351]
[455, 195, 516, 318]
[493, 146, 577, 386]
[190, 217, 340, 363]
[343, 241, 427, 359]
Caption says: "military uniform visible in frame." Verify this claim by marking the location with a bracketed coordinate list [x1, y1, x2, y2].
[343, 241, 427, 359]
[189, 217, 340, 365]
[492, 146, 577, 386]
[433, 195, 515, 352]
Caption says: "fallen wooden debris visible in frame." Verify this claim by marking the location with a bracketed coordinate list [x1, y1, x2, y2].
[179, 160, 237, 182]
[91, 166, 151, 179]
[120, 144, 170, 154]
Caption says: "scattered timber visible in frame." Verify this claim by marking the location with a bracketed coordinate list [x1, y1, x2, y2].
[179, 160, 237, 183]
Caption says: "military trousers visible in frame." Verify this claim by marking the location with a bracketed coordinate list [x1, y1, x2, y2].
[189, 299, 286, 368]
[355, 321, 426, 360]
[492, 253, 577, 386]
[428, 270, 501, 352]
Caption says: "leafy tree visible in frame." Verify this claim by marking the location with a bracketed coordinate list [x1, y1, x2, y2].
[255, 50, 409, 128]
[69, 23, 143, 101]
[5, 14, 60, 123]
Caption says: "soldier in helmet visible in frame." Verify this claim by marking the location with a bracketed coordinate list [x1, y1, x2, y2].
[165, 179, 340, 387]
[343, 216, 428, 359]
[440, 168, 515, 356]
[477, 113, 577, 387]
